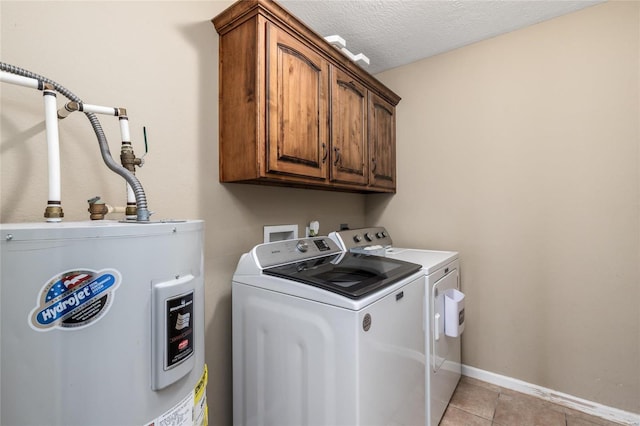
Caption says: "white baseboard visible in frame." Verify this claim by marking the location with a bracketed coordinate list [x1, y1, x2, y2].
[461, 365, 640, 426]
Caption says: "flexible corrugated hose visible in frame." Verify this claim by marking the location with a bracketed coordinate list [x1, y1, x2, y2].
[0, 62, 150, 222]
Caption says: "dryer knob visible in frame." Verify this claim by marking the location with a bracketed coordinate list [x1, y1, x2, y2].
[353, 234, 362, 243]
[364, 232, 373, 242]
[296, 240, 309, 253]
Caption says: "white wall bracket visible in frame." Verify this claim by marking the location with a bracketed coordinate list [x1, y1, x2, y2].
[263, 224, 298, 243]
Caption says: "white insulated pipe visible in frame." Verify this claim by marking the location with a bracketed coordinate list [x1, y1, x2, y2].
[0, 71, 41, 89]
[119, 116, 137, 219]
[119, 116, 131, 145]
[1, 71, 63, 221]
[125, 185, 136, 216]
[58, 101, 124, 119]
[43, 88, 62, 222]
[81, 103, 121, 116]
[59, 101, 139, 219]
[1, 62, 150, 222]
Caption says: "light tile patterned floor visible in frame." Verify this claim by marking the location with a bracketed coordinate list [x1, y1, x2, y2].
[440, 376, 627, 426]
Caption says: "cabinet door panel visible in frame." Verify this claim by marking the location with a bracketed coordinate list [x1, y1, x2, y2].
[267, 23, 328, 180]
[330, 67, 368, 185]
[369, 92, 396, 189]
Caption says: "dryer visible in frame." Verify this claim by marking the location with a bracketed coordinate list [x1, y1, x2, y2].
[329, 227, 464, 426]
[232, 236, 426, 426]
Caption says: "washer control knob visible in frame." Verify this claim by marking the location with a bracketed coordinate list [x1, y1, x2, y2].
[376, 232, 384, 238]
[296, 240, 309, 253]
[353, 234, 362, 243]
[364, 232, 373, 242]
[382, 231, 388, 238]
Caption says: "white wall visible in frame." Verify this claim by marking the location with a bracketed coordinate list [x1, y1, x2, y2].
[371, 1, 640, 413]
[0, 2, 366, 424]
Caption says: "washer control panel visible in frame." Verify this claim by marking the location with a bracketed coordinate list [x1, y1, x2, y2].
[254, 237, 342, 268]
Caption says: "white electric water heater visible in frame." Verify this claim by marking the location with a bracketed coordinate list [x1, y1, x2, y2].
[0, 220, 207, 426]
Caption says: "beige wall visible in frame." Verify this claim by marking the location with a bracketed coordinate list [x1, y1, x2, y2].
[372, 1, 640, 413]
[0, 2, 365, 425]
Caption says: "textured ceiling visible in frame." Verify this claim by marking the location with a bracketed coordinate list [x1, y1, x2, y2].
[279, 0, 604, 74]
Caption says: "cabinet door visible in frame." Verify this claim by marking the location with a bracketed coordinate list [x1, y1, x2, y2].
[368, 92, 396, 189]
[266, 23, 329, 180]
[330, 67, 368, 185]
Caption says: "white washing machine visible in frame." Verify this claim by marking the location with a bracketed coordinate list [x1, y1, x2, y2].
[330, 227, 464, 426]
[232, 236, 426, 426]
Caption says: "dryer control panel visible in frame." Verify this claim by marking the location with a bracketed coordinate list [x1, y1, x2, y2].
[329, 226, 393, 251]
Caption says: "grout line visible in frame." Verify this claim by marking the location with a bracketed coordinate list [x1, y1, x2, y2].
[462, 365, 640, 426]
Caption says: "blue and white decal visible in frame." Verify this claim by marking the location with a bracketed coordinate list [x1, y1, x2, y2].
[29, 268, 122, 331]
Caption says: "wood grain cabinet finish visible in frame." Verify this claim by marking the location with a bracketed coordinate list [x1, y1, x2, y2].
[213, 0, 401, 193]
[330, 67, 368, 186]
[368, 92, 396, 189]
[266, 23, 329, 180]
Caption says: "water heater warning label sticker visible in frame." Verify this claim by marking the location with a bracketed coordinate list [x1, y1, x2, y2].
[166, 292, 194, 368]
[29, 268, 122, 331]
[144, 365, 208, 426]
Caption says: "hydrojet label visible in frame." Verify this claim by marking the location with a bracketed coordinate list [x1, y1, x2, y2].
[29, 268, 122, 331]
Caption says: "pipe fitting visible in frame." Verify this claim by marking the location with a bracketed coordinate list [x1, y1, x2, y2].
[87, 197, 108, 220]
[120, 142, 143, 173]
[88, 203, 108, 220]
[44, 203, 64, 220]
[125, 203, 137, 218]
[58, 101, 80, 119]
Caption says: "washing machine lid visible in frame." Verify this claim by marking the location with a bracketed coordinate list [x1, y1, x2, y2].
[263, 252, 421, 299]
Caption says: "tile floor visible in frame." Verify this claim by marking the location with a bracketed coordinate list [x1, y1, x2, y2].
[439, 376, 627, 426]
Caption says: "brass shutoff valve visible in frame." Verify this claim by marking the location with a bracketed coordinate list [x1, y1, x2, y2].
[120, 143, 143, 173]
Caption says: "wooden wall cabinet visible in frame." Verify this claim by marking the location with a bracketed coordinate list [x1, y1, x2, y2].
[266, 23, 329, 181]
[213, 0, 401, 193]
